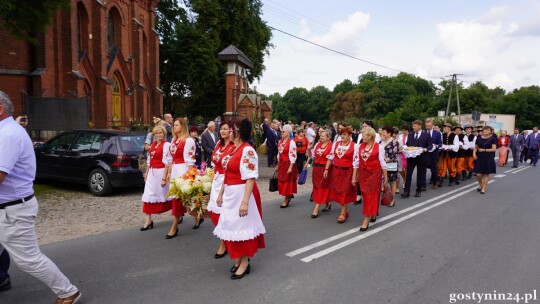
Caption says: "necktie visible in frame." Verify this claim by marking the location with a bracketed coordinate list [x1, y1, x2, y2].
[415, 132, 419, 140]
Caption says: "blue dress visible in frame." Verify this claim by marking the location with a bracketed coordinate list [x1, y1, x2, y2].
[474, 136, 497, 174]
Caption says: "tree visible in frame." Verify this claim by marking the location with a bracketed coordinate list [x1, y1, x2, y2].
[331, 89, 365, 121]
[156, 0, 273, 118]
[0, 0, 70, 44]
[307, 86, 332, 123]
[498, 86, 540, 129]
[332, 79, 355, 95]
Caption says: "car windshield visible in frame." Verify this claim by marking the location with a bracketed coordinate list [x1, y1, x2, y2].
[118, 135, 145, 154]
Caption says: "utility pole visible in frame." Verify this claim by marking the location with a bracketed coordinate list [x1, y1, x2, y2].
[444, 74, 463, 124]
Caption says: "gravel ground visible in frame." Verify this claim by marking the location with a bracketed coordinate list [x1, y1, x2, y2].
[35, 155, 313, 245]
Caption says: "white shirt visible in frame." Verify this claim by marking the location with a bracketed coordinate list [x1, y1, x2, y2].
[210, 131, 216, 143]
[306, 127, 316, 144]
[0, 116, 36, 203]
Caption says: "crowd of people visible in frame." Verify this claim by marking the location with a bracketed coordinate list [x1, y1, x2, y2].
[2, 84, 540, 300]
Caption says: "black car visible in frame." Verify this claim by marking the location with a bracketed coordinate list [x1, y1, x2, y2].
[35, 129, 146, 196]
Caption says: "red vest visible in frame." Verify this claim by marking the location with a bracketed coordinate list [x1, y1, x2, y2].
[332, 141, 355, 167]
[149, 141, 165, 169]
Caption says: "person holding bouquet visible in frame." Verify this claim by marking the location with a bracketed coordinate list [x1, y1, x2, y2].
[326, 126, 359, 223]
[277, 124, 298, 208]
[354, 127, 388, 231]
[141, 125, 172, 232]
[207, 121, 235, 258]
[310, 129, 333, 218]
[165, 118, 196, 239]
[215, 119, 265, 280]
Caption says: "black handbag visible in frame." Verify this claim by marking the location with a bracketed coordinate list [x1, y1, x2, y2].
[269, 170, 279, 192]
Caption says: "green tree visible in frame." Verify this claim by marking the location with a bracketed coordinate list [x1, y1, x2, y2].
[331, 89, 365, 121]
[156, 0, 273, 118]
[0, 0, 70, 44]
[498, 86, 540, 129]
[332, 79, 355, 95]
[307, 86, 332, 123]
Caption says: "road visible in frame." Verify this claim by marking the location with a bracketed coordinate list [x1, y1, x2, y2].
[3, 164, 540, 304]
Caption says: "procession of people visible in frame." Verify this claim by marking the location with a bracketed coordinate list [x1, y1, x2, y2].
[1, 85, 539, 300]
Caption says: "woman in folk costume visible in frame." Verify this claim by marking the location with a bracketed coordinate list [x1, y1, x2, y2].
[140, 125, 172, 232]
[309, 129, 333, 218]
[354, 127, 388, 231]
[277, 124, 298, 208]
[214, 119, 265, 280]
[326, 126, 359, 224]
[165, 118, 196, 239]
[207, 121, 235, 259]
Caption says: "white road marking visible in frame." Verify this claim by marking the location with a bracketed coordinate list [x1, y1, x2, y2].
[512, 166, 531, 174]
[285, 182, 479, 257]
[505, 168, 519, 173]
[299, 181, 495, 263]
[493, 174, 506, 178]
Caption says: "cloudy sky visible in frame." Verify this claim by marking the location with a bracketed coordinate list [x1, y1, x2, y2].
[255, 0, 540, 95]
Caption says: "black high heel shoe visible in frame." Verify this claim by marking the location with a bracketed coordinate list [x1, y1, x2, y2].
[177, 217, 183, 225]
[370, 217, 377, 223]
[165, 228, 178, 239]
[231, 264, 250, 280]
[192, 218, 204, 229]
[280, 196, 292, 208]
[214, 250, 228, 259]
[140, 221, 154, 231]
[230, 265, 240, 273]
[359, 223, 369, 232]
[322, 204, 332, 212]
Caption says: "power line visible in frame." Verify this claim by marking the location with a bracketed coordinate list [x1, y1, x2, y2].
[269, 26, 441, 80]
[263, 0, 429, 68]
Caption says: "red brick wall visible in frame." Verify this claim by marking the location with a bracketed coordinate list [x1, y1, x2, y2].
[0, 0, 161, 128]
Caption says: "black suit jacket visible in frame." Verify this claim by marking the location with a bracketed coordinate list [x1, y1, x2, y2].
[407, 130, 433, 163]
[201, 130, 218, 161]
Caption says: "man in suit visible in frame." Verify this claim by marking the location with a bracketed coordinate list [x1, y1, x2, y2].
[331, 122, 338, 143]
[424, 119, 442, 189]
[201, 121, 218, 166]
[509, 128, 524, 168]
[263, 119, 279, 167]
[521, 130, 530, 163]
[402, 120, 432, 198]
[526, 127, 540, 166]
[163, 113, 173, 142]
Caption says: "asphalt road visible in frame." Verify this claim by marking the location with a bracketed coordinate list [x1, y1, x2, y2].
[3, 164, 540, 304]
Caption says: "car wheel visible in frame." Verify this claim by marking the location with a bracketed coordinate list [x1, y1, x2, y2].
[88, 168, 113, 196]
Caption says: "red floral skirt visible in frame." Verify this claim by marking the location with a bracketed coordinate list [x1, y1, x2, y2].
[329, 166, 356, 205]
[278, 160, 298, 196]
[358, 166, 382, 217]
[225, 235, 266, 260]
[312, 165, 331, 204]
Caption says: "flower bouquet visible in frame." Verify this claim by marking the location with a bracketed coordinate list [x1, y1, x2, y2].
[168, 163, 214, 219]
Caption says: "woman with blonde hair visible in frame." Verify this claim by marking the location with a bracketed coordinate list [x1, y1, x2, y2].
[310, 129, 333, 217]
[141, 125, 172, 232]
[354, 127, 388, 231]
[277, 124, 298, 208]
[165, 117, 196, 239]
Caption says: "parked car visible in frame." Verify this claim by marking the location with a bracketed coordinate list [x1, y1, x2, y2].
[35, 129, 146, 196]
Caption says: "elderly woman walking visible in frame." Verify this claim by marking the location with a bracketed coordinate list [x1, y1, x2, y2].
[354, 127, 388, 231]
[277, 124, 298, 208]
[310, 129, 333, 217]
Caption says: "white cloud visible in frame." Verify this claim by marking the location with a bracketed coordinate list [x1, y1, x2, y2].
[432, 21, 510, 73]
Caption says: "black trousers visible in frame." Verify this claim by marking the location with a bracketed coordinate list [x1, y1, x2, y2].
[424, 151, 439, 187]
[521, 147, 529, 162]
[0, 249, 9, 279]
[405, 158, 427, 194]
[295, 153, 307, 173]
[267, 144, 276, 167]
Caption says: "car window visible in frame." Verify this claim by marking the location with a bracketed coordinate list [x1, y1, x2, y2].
[71, 133, 103, 153]
[118, 135, 145, 154]
[45, 133, 76, 153]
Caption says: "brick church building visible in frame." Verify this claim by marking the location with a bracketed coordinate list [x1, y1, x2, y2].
[0, 0, 162, 133]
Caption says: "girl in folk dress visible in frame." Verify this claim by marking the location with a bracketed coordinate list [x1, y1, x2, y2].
[214, 119, 265, 280]
[354, 127, 388, 231]
[310, 129, 333, 218]
[277, 124, 298, 208]
[207, 121, 235, 259]
[326, 126, 359, 224]
[140, 125, 172, 231]
[165, 118, 196, 239]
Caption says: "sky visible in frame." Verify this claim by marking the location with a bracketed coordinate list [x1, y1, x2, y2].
[255, 0, 540, 95]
